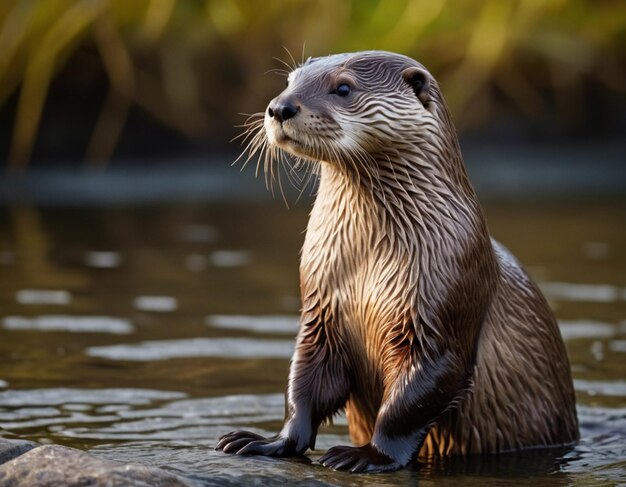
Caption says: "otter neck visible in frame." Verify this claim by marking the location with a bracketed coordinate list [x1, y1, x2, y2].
[314, 143, 483, 241]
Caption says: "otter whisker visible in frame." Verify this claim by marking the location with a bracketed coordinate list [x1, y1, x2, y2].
[234, 124, 267, 168]
[237, 111, 264, 119]
[266, 145, 276, 193]
[243, 135, 268, 173]
[285, 166, 304, 194]
[235, 112, 264, 126]
[271, 148, 281, 197]
[260, 143, 274, 181]
[265, 68, 290, 77]
[232, 120, 264, 147]
[231, 125, 260, 145]
[294, 170, 312, 204]
[272, 56, 296, 73]
[253, 142, 264, 179]
[282, 46, 298, 70]
[233, 115, 264, 132]
[294, 156, 320, 201]
[273, 151, 317, 205]
[287, 157, 309, 197]
[309, 160, 322, 195]
[301, 41, 307, 65]
[231, 113, 264, 145]
[275, 151, 291, 208]
[232, 138, 266, 176]
[286, 156, 307, 187]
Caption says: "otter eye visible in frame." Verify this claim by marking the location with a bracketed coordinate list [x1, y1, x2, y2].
[335, 84, 351, 97]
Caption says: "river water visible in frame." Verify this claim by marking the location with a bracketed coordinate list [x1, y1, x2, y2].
[0, 199, 624, 486]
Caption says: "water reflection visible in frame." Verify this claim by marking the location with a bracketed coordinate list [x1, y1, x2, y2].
[0, 387, 622, 485]
[15, 289, 72, 305]
[206, 315, 299, 334]
[84, 251, 122, 268]
[3, 316, 134, 334]
[87, 338, 294, 361]
[132, 296, 178, 312]
[7, 206, 87, 289]
[574, 380, 626, 398]
[209, 250, 252, 268]
[0, 201, 624, 486]
[0, 388, 186, 406]
[541, 281, 626, 303]
[558, 320, 616, 340]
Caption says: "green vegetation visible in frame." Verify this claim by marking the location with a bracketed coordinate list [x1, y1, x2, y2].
[0, 0, 624, 168]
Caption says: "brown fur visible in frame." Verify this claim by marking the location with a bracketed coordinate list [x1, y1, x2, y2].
[216, 51, 578, 473]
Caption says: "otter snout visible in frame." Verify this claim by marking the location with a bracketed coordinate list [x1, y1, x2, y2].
[268, 96, 299, 123]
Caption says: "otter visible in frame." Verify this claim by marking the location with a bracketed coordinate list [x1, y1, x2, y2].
[216, 51, 578, 473]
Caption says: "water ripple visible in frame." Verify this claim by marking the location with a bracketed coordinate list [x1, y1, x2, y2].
[206, 315, 299, 334]
[541, 282, 626, 303]
[87, 338, 294, 361]
[574, 379, 626, 397]
[2, 315, 134, 334]
[558, 320, 616, 340]
[133, 296, 178, 312]
[0, 388, 186, 407]
[15, 289, 72, 305]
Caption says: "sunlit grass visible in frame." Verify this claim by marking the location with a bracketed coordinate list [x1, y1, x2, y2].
[0, 0, 624, 169]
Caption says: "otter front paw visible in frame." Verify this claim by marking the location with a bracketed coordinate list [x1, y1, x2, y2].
[317, 443, 401, 473]
[215, 430, 298, 456]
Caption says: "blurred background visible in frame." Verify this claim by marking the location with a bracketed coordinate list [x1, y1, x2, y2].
[0, 0, 624, 176]
[0, 2, 625, 485]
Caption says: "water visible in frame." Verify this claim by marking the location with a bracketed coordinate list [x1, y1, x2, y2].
[0, 200, 624, 486]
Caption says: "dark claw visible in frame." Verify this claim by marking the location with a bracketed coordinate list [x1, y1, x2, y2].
[332, 455, 360, 470]
[317, 443, 401, 473]
[237, 439, 285, 455]
[215, 430, 266, 452]
[215, 430, 297, 457]
[350, 458, 368, 473]
[223, 437, 257, 453]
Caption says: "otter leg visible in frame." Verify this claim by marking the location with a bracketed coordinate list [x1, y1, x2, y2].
[216, 312, 350, 457]
[319, 349, 468, 473]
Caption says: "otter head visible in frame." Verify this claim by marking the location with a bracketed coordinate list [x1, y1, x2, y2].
[263, 51, 445, 168]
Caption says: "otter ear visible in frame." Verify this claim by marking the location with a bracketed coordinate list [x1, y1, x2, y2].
[402, 67, 431, 105]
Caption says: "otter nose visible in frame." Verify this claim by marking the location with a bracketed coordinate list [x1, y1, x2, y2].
[268, 99, 299, 123]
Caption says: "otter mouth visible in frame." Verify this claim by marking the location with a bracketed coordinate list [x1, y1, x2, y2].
[275, 130, 299, 146]
[270, 125, 306, 152]
[265, 117, 320, 161]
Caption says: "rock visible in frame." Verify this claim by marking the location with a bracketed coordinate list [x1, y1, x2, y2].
[0, 445, 193, 487]
[0, 439, 38, 465]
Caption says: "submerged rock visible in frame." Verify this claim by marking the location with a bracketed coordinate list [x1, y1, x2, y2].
[0, 439, 38, 465]
[0, 444, 192, 486]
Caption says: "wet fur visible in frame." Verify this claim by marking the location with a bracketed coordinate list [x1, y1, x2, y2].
[218, 51, 578, 471]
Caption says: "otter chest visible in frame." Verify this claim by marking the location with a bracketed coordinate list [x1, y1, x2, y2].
[300, 192, 418, 341]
